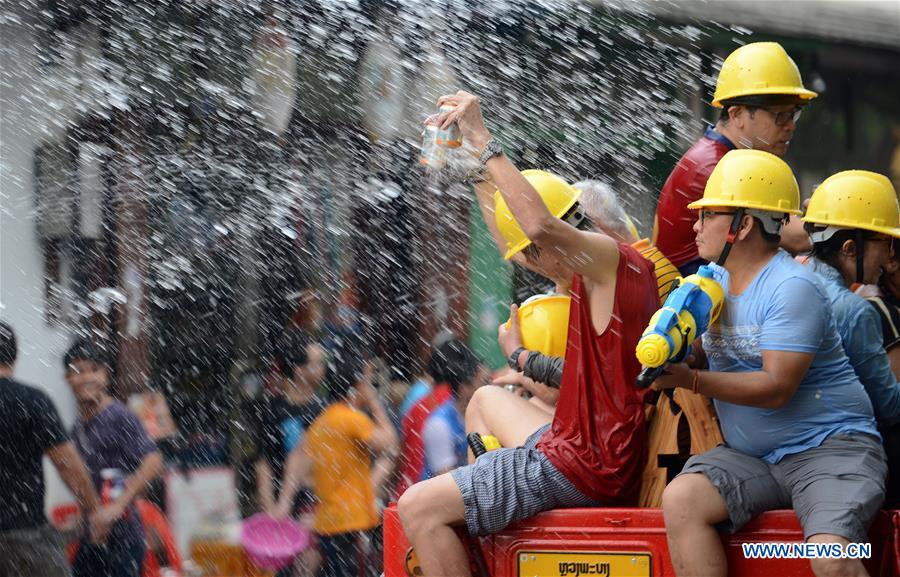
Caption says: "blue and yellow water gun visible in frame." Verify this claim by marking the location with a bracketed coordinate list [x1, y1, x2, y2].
[635, 265, 725, 388]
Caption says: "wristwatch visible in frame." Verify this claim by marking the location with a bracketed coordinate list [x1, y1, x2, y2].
[477, 138, 503, 167]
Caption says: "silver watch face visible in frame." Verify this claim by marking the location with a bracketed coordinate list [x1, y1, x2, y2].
[480, 140, 502, 164]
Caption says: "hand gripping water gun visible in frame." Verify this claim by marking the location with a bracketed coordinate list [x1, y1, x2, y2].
[635, 265, 725, 388]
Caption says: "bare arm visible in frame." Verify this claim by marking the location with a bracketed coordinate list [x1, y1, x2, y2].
[438, 91, 620, 285]
[364, 393, 399, 455]
[357, 382, 399, 501]
[272, 444, 312, 519]
[370, 452, 396, 502]
[255, 458, 276, 512]
[46, 442, 101, 515]
[120, 452, 163, 509]
[90, 451, 164, 533]
[653, 349, 813, 409]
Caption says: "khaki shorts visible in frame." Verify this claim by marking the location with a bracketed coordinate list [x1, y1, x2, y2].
[680, 433, 887, 543]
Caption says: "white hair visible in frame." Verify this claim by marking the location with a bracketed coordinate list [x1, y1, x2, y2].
[574, 180, 637, 242]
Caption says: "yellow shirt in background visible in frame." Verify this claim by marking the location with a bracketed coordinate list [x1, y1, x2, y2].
[307, 402, 377, 535]
[632, 238, 681, 305]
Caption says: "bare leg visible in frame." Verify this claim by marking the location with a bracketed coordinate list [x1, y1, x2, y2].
[464, 385, 552, 462]
[662, 473, 730, 577]
[397, 473, 471, 577]
[528, 395, 556, 416]
[807, 534, 869, 577]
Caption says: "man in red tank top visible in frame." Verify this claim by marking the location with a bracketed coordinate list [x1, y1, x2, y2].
[396, 91, 659, 577]
[653, 42, 817, 275]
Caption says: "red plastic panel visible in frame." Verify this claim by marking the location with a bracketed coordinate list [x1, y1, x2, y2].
[384, 505, 898, 577]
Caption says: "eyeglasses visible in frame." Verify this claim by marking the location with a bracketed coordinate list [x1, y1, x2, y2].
[755, 106, 803, 127]
[699, 210, 736, 225]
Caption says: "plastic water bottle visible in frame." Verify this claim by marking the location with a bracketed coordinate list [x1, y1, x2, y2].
[100, 468, 129, 519]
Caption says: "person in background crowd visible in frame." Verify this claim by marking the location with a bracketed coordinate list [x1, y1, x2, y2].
[254, 327, 327, 577]
[802, 170, 900, 508]
[65, 338, 163, 577]
[656, 150, 885, 577]
[136, 498, 182, 577]
[395, 338, 474, 497]
[653, 42, 816, 275]
[399, 331, 457, 420]
[779, 201, 813, 258]
[0, 322, 110, 577]
[385, 376, 410, 434]
[576, 180, 680, 306]
[128, 389, 178, 515]
[279, 340, 398, 577]
[866, 251, 900, 381]
[398, 91, 658, 576]
[421, 346, 488, 478]
[399, 372, 433, 419]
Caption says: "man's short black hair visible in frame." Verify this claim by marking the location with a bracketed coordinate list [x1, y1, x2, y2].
[426, 338, 481, 394]
[275, 328, 316, 377]
[720, 95, 807, 124]
[63, 338, 110, 371]
[806, 225, 879, 266]
[752, 217, 783, 245]
[0, 321, 16, 365]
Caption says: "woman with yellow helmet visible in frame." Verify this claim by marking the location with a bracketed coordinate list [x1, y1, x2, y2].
[803, 170, 900, 508]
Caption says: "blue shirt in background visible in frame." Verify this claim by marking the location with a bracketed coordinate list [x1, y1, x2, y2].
[400, 378, 432, 418]
[420, 399, 467, 481]
[704, 250, 878, 463]
[809, 258, 900, 427]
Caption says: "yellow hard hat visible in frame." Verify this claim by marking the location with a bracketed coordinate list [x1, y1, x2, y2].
[802, 171, 900, 239]
[506, 294, 571, 358]
[623, 213, 641, 242]
[712, 42, 818, 108]
[494, 170, 581, 260]
[687, 149, 802, 215]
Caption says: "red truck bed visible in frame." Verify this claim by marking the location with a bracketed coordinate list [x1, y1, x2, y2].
[383, 505, 899, 577]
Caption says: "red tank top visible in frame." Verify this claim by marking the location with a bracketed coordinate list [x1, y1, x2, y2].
[537, 243, 658, 504]
[654, 128, 734, 267]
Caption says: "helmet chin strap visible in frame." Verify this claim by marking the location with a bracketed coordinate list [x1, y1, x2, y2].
[716, 208, 746, 267]
[855, 229, 865, 286]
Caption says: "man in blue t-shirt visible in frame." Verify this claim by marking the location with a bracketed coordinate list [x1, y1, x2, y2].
[652, 150, 886, 577]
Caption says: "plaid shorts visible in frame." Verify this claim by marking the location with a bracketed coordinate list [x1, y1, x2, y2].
[451, 424, 598, 536]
